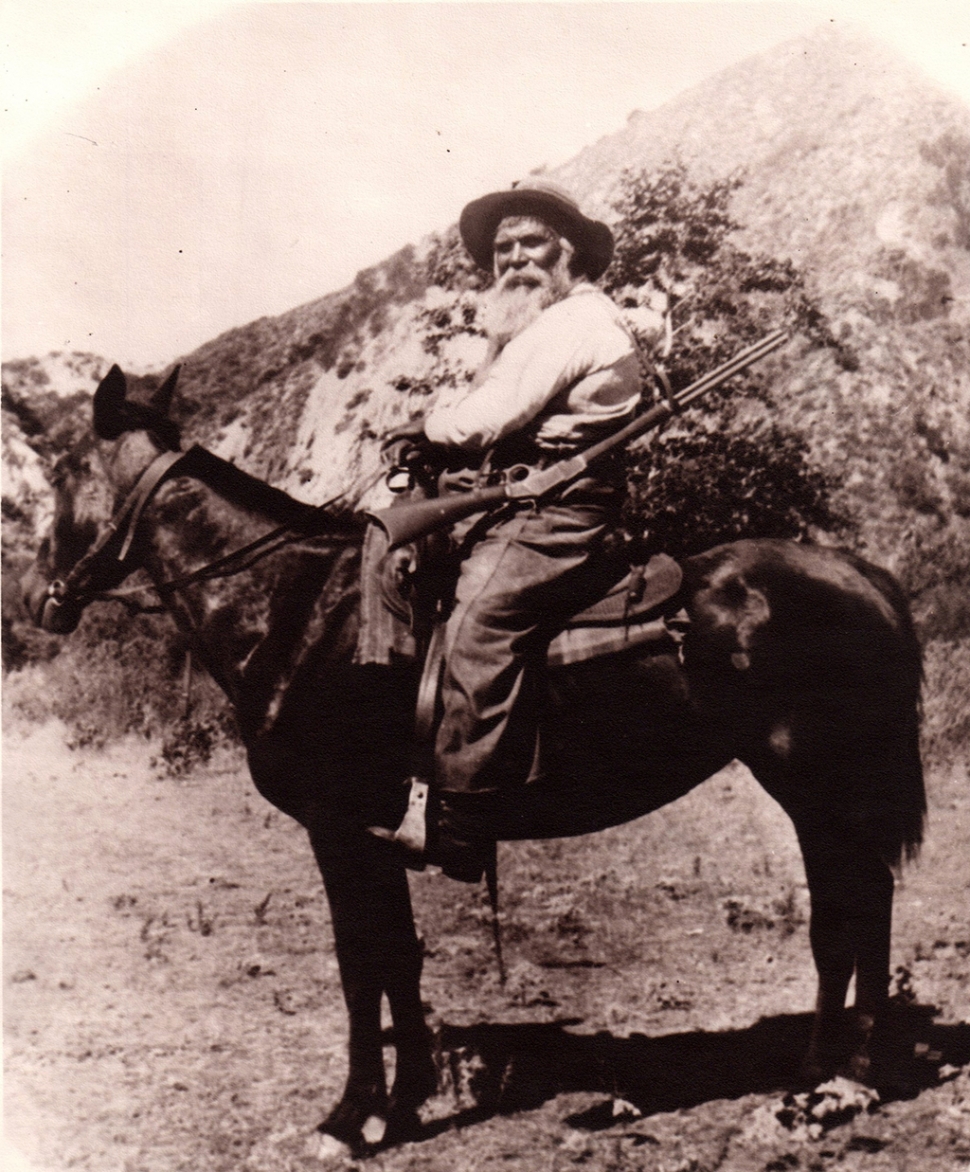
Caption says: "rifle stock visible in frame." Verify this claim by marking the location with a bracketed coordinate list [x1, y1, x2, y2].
[368, 328, 788, 548]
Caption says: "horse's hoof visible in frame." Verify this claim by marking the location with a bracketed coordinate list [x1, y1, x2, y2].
[384, 1105, 424, 1145]
[361, 1114, 388, 1145]
[318, 1093, 388, 1154]
[310, 1131, 353, 1164]
[316, 1121, 386, 1160]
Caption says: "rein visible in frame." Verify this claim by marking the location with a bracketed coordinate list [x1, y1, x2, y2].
[84, 522, 305, 616]
[46, 444, 366, 620]
[45, 449, 187, 614]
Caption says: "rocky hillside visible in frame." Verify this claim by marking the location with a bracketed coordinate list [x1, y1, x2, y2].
[557, 25, 970, 609]
[2, 352, 108, 562]
[4, 25, 970, 643]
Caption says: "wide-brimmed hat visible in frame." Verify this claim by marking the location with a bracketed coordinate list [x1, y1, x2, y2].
[459, 177, 614, 280]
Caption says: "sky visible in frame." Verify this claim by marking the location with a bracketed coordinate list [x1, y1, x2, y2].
[2, 1, 969, 371]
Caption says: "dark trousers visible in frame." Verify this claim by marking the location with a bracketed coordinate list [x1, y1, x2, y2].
[435, 497, 619, 796]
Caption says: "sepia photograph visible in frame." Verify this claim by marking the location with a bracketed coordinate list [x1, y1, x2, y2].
[3, 3, 969, 1169]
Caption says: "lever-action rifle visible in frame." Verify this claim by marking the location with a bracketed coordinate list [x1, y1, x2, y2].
[368, 328, 789, 549]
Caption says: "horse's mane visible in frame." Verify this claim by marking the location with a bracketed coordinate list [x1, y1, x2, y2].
[177, 445, 364, 537]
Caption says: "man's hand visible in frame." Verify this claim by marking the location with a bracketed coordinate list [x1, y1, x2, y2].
[380, 424, 454, 496]
[380, 423, 430, 475]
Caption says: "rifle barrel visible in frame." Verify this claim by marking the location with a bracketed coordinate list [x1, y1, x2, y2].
[368, 327, 789, 547]
[674, 328, 788, 410]
[580, 327, 789, 468]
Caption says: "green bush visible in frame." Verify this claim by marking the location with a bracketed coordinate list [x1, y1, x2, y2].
[153, 715, 228, 777]
[625, 419, 844, 557]
[4, 599, 234, 754]
[604, 163, 845, 552]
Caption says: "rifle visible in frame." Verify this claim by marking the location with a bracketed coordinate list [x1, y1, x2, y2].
[368, 328, 789, 549]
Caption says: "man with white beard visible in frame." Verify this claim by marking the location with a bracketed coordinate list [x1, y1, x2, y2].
[413, 178, 643, 880]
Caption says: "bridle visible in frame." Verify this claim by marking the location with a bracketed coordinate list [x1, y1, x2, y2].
[42, 448, 189, 626]
[41, 444, 364, 629]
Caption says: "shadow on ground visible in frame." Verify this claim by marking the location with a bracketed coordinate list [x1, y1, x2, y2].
[414, 1003, 970, 1138]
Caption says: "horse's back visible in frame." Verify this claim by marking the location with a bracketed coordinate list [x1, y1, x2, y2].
[682, 539, 920, 689]
[681, 539, 924, 864]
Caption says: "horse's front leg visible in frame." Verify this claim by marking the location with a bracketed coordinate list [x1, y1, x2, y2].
[384, 938, 438, 1136]
[308, 813, 435, 1148]
[793, 813, 894, 1083]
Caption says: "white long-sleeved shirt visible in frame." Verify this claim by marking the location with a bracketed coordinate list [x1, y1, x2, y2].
[424, 283, 641, 451]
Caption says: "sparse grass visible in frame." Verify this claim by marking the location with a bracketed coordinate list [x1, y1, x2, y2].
[3, 602, 235, 756]
[921, 636, 970, 769]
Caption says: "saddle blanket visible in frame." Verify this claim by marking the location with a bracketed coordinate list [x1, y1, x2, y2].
[547, 554, 682, 665]
[355, 523, 683, 668]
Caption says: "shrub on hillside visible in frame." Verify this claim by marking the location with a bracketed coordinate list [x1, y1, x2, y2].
[423, 225, 493, 294]
[625, 421, 843, 557]
[604, 163, 845, 552]
[4, 600, 234, 754]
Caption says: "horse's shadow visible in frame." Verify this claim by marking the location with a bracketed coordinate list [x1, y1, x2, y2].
[413, 1003, 969, 1139]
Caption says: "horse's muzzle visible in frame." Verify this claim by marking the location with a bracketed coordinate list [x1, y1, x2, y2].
[40, 591, 83, 634]
[21, 568, 83, 634]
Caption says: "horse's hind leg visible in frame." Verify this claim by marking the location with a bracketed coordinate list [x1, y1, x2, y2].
[792, 812, 894, 1082]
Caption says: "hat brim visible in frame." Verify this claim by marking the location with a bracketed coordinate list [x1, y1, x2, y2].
[459, 189, 614, 280]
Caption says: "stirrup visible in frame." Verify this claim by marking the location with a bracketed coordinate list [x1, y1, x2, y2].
[368, 778, 494, 884]
[368, 777, 430, 865]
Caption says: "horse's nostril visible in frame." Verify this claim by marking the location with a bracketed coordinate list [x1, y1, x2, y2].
[40, 593, 81, 634]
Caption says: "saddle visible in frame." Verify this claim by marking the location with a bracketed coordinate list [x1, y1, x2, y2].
[362, 526, 686, 872]
[356, 438, 685, 668]
[545, 554, 683, 665]
[359, 521, 684, 670]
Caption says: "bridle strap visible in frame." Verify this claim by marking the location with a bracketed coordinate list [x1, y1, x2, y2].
[117, 449, 188, 560]
[53, 443, 375, 613]
[55, 448, 189, 602]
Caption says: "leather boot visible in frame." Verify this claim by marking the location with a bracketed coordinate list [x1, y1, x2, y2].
[431, 792, 499, 884]
[369, 781, 495, 884]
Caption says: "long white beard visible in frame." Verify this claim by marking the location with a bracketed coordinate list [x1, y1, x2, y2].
[478, 283, 555, 349]
[478, 253, 578, 350]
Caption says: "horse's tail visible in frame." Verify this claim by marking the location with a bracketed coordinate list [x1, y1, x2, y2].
[846, 554, 926, 867]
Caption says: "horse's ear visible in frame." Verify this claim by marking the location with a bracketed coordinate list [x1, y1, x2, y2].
[93, 364, 131, 439]
[150, 364, 181, 417]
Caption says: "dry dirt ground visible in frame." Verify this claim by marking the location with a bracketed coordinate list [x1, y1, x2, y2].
[3, 719, 969, 1172]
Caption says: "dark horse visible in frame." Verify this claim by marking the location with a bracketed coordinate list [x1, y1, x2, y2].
[22, 366, 925, 1151]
